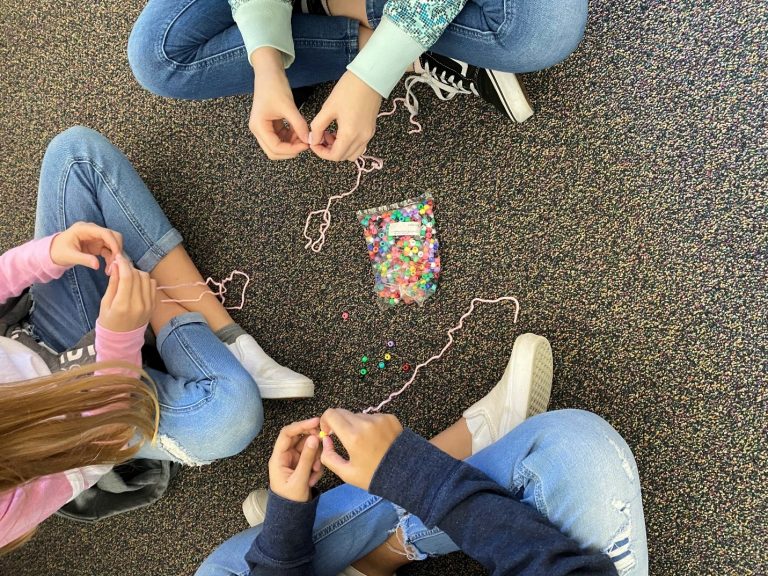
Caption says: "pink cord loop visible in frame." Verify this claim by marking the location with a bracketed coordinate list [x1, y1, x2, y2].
[303, 89, 424, 254]
[156, 270, 251, 310]
[363, 296, 521, 414]
[303, 155, 383, 253]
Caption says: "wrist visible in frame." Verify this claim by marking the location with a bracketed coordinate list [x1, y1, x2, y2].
[48, 233, 67, 267]
[251, 47, 285, 73]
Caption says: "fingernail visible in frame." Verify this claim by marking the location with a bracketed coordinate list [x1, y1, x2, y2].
[307, 436, 318, 448]
[308, 131, 314, 146]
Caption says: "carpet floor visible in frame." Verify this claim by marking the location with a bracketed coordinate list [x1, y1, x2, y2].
[0, 1, 765, 574]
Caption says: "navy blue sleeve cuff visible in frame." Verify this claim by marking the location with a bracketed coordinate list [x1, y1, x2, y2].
[246, 489, 319, 567]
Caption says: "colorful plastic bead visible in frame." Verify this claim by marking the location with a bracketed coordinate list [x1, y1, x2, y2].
[387, 340, 396, 348]
[384, 353, 392, 361]
[341, 311, 350, 320]
[361, 356, 368, 363]
[402, 363, 411, 372]
[378, 361, 386, 369]
[360, 368, 368, 375]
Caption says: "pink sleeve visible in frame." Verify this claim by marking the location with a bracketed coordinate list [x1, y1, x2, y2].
[0, 236, 69, 304]
[0, 466, 110, 547]
[95, 321, 146, 370]
[0, 474, 74, 547]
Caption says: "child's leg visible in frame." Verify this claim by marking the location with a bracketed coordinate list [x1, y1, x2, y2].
[359, 410, 648, 576]
[30, 126, 184, 350]
[129, 0, 363, 98]
[137, 312, 263, 464]
[197, 411, 646, 576]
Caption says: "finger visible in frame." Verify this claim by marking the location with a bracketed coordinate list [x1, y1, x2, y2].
[346, 143, 367, 162]
[139, 271, 153, 315]
[319, 409, 356, 440]
[294, 435, 320, 480]
[312, 132, 355, 162]
[149, 278, 158, 312]
[274, 418, 322, 453]
[284, 105, 310, 144]
[261, 122, 307, 157]
[101, 260, 120, 308]
[309, 106, 335, 147]
[309, 465, 324, 487]
[113, 255, 134, 304]
[320, 435, 350, 477]
[88, 224, 123, 260]
[67, 249, 101, 270]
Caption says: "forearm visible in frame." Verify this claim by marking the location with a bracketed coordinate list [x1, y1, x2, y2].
[370, 431, 618, 576]
[246, 490, 319, 576]
[0, 235, 68, 304]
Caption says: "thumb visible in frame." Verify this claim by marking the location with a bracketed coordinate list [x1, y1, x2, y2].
[284, 105, 309, 144]
[319, 435, 349, 479]
[294, 435, 319, 480]
[102, 261, 120, 308]
[309, 106, 335, 146]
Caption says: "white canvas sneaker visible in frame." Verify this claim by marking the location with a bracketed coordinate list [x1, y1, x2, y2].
[462, 333, 553, 454]
[228, 334, 314, 399]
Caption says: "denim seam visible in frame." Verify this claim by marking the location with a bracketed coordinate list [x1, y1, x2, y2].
[345, 18, 358, 64]
[313, 496, 384, 541]
[61, 157, 162, 264]
[159, 0, 246, 70]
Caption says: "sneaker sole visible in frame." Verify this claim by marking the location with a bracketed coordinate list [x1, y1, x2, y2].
[502, 333, 553, 431]
[259, 380, 315, 400]
[486, 70, 534, 123]
[243, 489, 269, 526]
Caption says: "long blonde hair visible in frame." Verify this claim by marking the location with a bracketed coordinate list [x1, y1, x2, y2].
[0, 362, 159, 555]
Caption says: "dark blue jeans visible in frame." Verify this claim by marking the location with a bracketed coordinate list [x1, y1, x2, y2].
[128, 0, 588, 98]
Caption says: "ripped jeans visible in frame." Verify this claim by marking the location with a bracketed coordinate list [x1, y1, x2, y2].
[196, 410, 648, 576]
[29, 126, 263, 465]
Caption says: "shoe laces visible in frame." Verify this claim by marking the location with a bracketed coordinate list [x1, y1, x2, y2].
[412, 61, 480, 101]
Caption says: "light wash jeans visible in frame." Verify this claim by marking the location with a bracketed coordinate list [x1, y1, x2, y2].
[196, 410, 648, 576]
[128, 0, 588, 97]
[29, 126, 263, 465]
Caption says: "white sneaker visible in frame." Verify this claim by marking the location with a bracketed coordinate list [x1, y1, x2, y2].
[462, 333, 552, 454]
[242, 488, 269, 527]
[243, 491, 394, 576]
[228, 334, 314, 399]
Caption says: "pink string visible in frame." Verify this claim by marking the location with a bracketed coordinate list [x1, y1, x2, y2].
[156, 270, 251, 310]
[303, 155, 384, 253]
[378, 96, 423, 135]
[363, 296, 521, 414]
[302, 97, 424, 253]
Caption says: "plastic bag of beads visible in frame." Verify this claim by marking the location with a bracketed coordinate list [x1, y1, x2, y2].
[357, 193, 441, 309]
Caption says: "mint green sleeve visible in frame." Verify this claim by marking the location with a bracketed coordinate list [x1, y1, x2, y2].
[347, 0, 468, 97]
[229, 0, 295, 67]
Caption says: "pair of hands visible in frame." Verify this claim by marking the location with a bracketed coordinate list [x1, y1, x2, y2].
[269, 409, 403, 503]
[250, 48, 382, 162]
[50, 222, 156, 333]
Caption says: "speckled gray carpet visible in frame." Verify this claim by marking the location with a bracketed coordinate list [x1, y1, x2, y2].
[1, 1, 766, 574]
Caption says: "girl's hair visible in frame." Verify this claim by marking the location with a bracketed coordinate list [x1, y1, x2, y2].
[0, 362, 159, 555]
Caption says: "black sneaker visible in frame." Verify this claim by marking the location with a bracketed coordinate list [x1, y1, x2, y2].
[412, 52, 534, 123]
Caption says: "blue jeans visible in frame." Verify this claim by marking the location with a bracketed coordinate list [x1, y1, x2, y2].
[29, 126, 264, 465]
[128, 0, 587, 98]
[196, 410, 648, 576]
